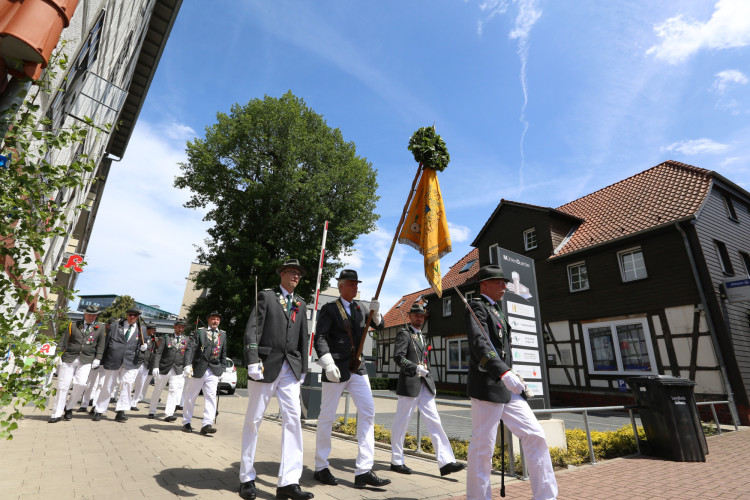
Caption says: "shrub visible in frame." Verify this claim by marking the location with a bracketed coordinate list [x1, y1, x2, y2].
[236, 367, 248, 389]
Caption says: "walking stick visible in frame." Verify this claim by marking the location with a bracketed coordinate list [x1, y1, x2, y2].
[500, 420, 506, 497]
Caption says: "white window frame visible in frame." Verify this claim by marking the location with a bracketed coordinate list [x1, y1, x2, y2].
[443, 296, 452, 317]
[465, 291, 474, 302]
[618, 247, 647, 282]
[489, 243, 499, 264]
[740, 251, 750, 279]
[567, 261, 589, 292]
[582, 317, 657, 375]
[524, 228, 538, 251]
[447, 337, 470, 372]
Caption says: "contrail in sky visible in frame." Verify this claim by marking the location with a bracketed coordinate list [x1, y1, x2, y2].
[509, 0, 541, 193]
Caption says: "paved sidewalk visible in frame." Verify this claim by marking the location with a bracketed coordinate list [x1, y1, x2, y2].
[2, 386, 749, 499]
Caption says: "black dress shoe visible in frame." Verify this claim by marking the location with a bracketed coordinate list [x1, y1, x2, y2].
[115, 411, 128, 422]
[89, 399, 94, 406]
[63, 409, 73, 421]
[313, 468, 338, 485]
[92, 412, 103, 421]
[176, 405, 183, 410]
[354, 470, 391, 488]
[48, 417, 61, 424]
[110, 397, 116, 403]
[76, 407, 87, 413]
[130, 406, 139, 411]
[390, 463, 412, 474]
[164, 415, 177, 422]
[88, 407, 96, 415]
[238, 480, 256, 500]
[276, 483, 314, 499]
[147, 414, 155, 419]
[200, 424, 216, 435]
[182, 423, 193, 433]
[439, 462, 466, 476]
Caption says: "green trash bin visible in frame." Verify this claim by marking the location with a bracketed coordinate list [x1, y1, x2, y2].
[629, 375, 708, 462]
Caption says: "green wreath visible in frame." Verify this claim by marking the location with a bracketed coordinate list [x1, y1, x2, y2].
[408, 126, 450, 172]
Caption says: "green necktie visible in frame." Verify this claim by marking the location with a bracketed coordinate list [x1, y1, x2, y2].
[125, 325, 133, 341]
[286, 294, 293, 312]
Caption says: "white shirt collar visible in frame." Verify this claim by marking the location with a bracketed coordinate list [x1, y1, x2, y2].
[280, 285, 293, 297]
[481, 293, 497, 306]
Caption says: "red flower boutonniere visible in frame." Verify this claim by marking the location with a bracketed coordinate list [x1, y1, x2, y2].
[423, 344, 432, 364]
[290, 301, 301, 322]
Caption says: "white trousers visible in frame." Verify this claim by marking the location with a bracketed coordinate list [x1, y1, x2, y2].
[182, 369, 219, 427]
[467, 395, 558, 500]
[81, 367, 104, 407]
[391, 382, 456, 468]
[315, 373, 374, 475]
[131, 364, 152, 404]
[180, 375, 190, 406]
[149, 368, 184, 416]
[95, 367, 139, 413]
[240, 361, 303, 486]
[51, 358, 91, 417]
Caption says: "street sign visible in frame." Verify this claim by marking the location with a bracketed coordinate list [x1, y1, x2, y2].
[724, 278, 750, 303]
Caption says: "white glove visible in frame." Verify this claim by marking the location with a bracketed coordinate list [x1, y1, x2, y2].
[184, 365, 193, 377]
[54, 356, 62, 367]
[247, 363, 264, 381]
[416, 365, 429, 378]
[91, 359, 100, 369]
[501, 371, 526, 395]
[318, 353, 341, 383]
[139, 343, 147, 352]
[152, 368, 159, 377]
[370, 298, 382, 325]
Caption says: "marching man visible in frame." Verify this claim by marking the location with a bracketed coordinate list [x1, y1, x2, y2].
[465, 264, 557, 500]
[131, 322, 158, 409]
[182, 311, 227, 435]
[390, 303, 464, 477]
[239, 259, 313, 500]
[93, 307, 148, 422]
[49, 304, 106, 423]
[148, 318, 189, 421]
[313, 269, 390, 489]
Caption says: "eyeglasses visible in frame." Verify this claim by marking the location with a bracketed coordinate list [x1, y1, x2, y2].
[284, 271, 302, 278]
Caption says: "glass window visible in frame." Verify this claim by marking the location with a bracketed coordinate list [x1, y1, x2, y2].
[465, 292, 474, 302]
[460, 259, 477, 273]
[583, 318, 656, 375]
[740, 252, 750, 279]
[723, 195, 738, 221]
[714, 240, 734, 275]
[443, 296, 452, 317]
[489, 244, 498, 264]
[447, 338, 470, 371]
[524, 228, 537, 251]
[618, 248, 647, 282]
[567, 261, 589, 292]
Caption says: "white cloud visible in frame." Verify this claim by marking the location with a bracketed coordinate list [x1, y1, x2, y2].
[448, 222, 471, 243]
[662, 138, 729, 155]
[712, 69, 748, 94]
[74, 121, 210, 314]
[647, 0, 750, 64]
[164, 122, 197, 141]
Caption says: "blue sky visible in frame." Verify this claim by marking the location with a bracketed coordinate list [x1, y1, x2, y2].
[75, 0, 750, 316]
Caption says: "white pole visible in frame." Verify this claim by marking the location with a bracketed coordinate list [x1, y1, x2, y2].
[308, 220, 329, 363]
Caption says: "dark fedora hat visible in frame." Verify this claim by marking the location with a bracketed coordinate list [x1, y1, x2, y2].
[83, 304, 101, 315]
[276, 258, 307, 277]
[207, 310, 222, 319]
[174, 318, 187, 326]
[408, 303, 427, 315]
[126, 307, 142, 316]
[475, 264, 511, 283]
[336, 269, 361, 282]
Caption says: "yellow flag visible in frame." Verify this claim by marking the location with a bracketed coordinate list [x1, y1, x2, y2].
[398, 168, 452, 297]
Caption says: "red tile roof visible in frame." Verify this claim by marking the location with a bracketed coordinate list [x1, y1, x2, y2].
[553, 160, 712, 257]
[383, 288, 430, 329]
[382, 248, 480, 328]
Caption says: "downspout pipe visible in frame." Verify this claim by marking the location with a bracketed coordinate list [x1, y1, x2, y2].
[675, 220, 740, 424]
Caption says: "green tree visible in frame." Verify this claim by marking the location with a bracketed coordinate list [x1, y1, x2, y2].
[0, 53, 105, 439]
[174, 92, 379, 357]
[97, 295, 136, 325]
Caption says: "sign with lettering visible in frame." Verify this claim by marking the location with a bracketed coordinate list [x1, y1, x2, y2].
[724, 278, 750, 303]
[495, 246, 551, 409]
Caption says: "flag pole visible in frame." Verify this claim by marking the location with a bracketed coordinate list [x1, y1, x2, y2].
[353, 163, 423, 367]
[308, 220, 329, 360]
